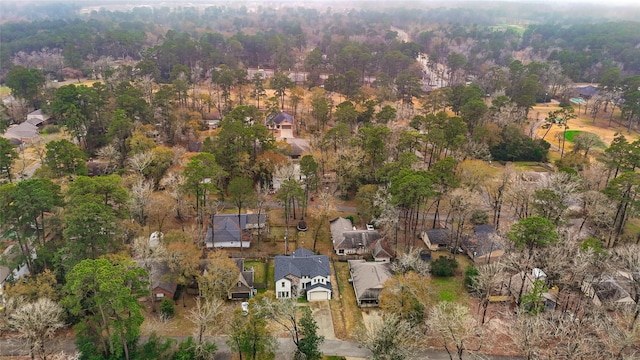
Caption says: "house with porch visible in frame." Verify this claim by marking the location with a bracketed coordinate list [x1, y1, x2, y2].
[274, 248, 332, 301]
[348, 259, 393, 307]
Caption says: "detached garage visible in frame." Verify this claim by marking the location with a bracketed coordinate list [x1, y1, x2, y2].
[307, 283, 332, 301]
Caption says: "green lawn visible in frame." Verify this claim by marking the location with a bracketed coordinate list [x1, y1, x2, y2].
[244, 260, 266, 283]
[431, 276, 467, 302]
[564, 130, 582, 142]
[429, 254, 472, 303]
[265, 258, 274, 290]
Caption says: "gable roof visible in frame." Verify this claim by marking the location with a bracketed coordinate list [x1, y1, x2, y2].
[330, 217, 382, 251]
[4, 122, 38, 140]
[206, 213, 267, 246]
[211, 216, 242, 242]
[266, 112, 295, 126]
[212, 213, 266, 230]
[348, 259, 393, 301]
[371, 239, 393, 260]
[577, 85, 599, 97]
[136, 260, 177, 296]
[232, 258, 255, 290]
[425, 228, 453, 245]
[461, 225, 503, 257]
[274, 248, 331, 282]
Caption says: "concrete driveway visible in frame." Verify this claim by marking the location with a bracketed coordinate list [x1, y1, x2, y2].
[309, 300, 336, 340]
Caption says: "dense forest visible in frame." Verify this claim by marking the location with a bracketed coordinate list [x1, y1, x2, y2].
[1, 1, 640, 360]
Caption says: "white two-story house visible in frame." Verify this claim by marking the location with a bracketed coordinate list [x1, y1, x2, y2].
[274, 248, 332, 301]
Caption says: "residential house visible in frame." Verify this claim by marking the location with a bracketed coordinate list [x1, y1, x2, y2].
[582, 272, 636, 307]
[370, 239, 393, 262]
[149, 262, 177, 300]
[421, 228, 453, 251]
[26, 109, 50, 127]
[228, 258, 257, 300]
[3, 122, 39, 143]
[348, 259, 393, 307]
[509, 268, 559, 310]
[266, 112, 295, 139]
[205, 213, 267, 249]
[460, 225, 504, 264]
[288, 71, 309, 85]
[274, 248, 332, 301]
[576, 85, 600, 99]
[329, 217, 383, 256]
[247, 67, 275, 80]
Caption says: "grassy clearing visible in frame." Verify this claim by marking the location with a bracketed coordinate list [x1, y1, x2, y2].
[323, 356, 346, 360]
[514, 162, 552, 172]
[429, 254, 472, 304]
[331, 261, 363, 340]
[244, 260, 266, 283]
[0, 86, 10, 97]
[265, 258, 274, 290]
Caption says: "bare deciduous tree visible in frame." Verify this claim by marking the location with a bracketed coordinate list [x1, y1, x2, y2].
[471, 262, 505, 324]
[128, 150, 155, 176]
[96, 144, 121, 175]
[6, 297, 65, 360]
[392, 247, 430, 276]
[427, 302, 482, 360]
[129, 179, 154, 226]
[187, 297, 225, 344]
[132, 236, 167, 313]
[357, 313, 423, 360]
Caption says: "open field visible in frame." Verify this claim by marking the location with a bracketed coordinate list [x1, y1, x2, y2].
[533, 101, 640, 156]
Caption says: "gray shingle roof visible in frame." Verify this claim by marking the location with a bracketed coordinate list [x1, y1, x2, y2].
[425, 228, 453, 245]
[348, 259, 393, 303]
[461, 225, 503, 257]
[266, 112, 294, 126]
[330, 217, 381, 251]
[205, 214, 267, 246]
[274, 248, 330, 282]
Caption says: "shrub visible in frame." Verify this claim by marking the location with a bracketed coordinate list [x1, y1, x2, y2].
[42, 124, 60, 134]
[431, 257, 459, 277]
[464, 266, 479, 289]
[159, 298, 175, 319]
[470, 210, 488, 225]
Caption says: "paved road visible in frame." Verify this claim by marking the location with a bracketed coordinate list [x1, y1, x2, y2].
[0, 335, 524, 359]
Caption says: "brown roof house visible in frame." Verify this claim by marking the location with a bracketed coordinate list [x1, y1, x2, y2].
[421, 228, 454, 251]
[138, 261, 177, 300]
[460, 225, 504, 264]
[329, 217, 386, 258]
[228, 258, 257, 300]
[348, 259, 393, 307]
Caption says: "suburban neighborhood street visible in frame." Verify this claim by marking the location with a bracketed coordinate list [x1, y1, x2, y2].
[0, 335, 523, 359]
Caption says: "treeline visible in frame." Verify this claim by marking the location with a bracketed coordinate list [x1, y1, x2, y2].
[523, 21, 640, 81]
